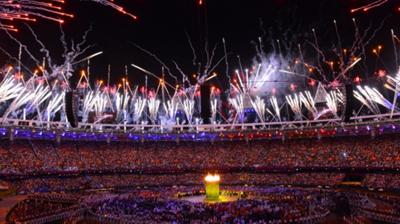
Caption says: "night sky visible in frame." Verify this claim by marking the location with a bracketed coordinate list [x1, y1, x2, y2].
[0, 0, 399, 89]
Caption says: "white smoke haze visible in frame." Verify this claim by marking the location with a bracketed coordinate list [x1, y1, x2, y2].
[248, 52, 291, 96]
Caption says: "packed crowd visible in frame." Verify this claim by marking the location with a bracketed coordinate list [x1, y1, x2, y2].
[1, 134, 400, 177]
[6, 194, 80, 224]
[7, 186, 400, 224]
[9, 172, 400, 195]
[363, 174, 400, 190]
[10, 173, 344, 194]
[90, 187, 331, 224]
[346, 192, 400, 223]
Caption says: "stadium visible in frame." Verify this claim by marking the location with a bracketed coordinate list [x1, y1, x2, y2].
[1, 0, 400, 224]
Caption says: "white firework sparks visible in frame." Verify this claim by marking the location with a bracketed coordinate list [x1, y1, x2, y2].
[250, 96, 265, 123]
[183, 98, 195, 125]
[229, 94, 245, 123]
[132, 97, 146, 124]
[385, 70, 400, 93]
[2, 83, 51, 121]
[82, 91, 108, 122]
[286, 93, 303, 120]
[267, 96, 281, 121]
[0, 75, 24, 104]
[354, 85, 395, 114]
[44, 91, 65, 122]
[385, 69, 400, 117]
[210, 98, 218, 123]
[325, 90, 341, 118]
[232, 63, 278, 95]
[299, 91, 317, 116]
[115, 92, 130, 123]
[163, 99, 179, 122]
[148, 97, 160, 124]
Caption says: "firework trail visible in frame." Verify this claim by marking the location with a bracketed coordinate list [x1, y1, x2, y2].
[0, 74, 24, 104]
[210, 98, 218, 123]
[299, 91, 317, 116]
[148, 97, 160, 124]
[285, 93, 303, 120]
[250, 96, 266, 123]
[351, 0, 391, 13]
[45, 91, 64, 122]
[354, 85, 396, 114]
[163, 99, 179, 122]
[89, 0, 137, 19]
[183, 98, 195, 125]
[267, 96, 281, 122]
[229, 94, 245, 123]
[0, 0, 136, 31]
[132, 98, 146, 124]
[2, 82, 51, 122]
[325, 90, 342, 118]
[385, 69, 400, 93]
[115, 91, 130, 123]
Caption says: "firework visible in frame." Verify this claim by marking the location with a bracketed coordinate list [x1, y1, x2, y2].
[325, 91, 341, 118]
[385, 69, 400, 118]
[0, 75, 24, 104]
[210, 99, 218, 123]
[250, 96, 266, 123]
[148, 97, 160, 124]
[132, 98, 146, 124]
[163, 99, 179, 122]
[115, 91, 130, 123]
[354, 85, 395, 114]
[0, 12, 397, 130]
[267, 96, 281, 122]
[385, 69, 400, 93]
[232, 64, 278, 95]
[0, 0, 136, 31]
[285, 94, 303, 120]
[229, 94, 245, 123]
[183, 98, 195, 125]
[351, 0, 392, 13]
[2, 83, 51, 122]
[299, 91, 317, 116]
[45, 91, 64, 122]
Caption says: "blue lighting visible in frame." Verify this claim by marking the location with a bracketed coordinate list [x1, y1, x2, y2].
[0, 128, 7, 136]
[2, 122, 400, 143]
